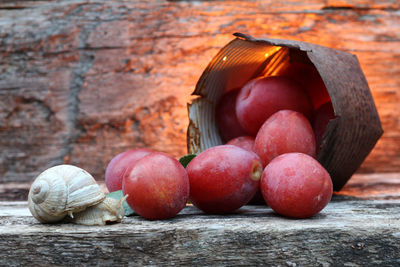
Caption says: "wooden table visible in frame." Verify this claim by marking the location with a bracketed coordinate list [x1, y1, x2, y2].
[1, 173, 399, 266]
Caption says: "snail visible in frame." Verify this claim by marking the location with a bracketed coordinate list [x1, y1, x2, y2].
[28, 164, 126, 225]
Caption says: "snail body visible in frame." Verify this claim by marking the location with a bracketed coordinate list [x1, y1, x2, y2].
[71, 195, 128, 226]
[28, 165, 106, 223]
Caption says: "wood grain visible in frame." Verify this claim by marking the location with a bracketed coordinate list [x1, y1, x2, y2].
[0, 0, 399, 183]
[1, 198, 400, 266]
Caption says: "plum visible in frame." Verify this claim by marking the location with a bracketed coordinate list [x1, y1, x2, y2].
[236, 76, 313, 135]
[226, 136, 255, 152]
[216, 89, 249, 142]
[105, 148, 153, 192]
[279, 62, 331, 110]
[261, 152, 333, 218]
[186, 145, 262, 214]
[226, 136, 265, 205]
[254, 110, 316, 167]
[122, 152, 189, 220]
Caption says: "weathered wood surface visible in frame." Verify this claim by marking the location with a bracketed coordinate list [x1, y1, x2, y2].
[0, 173, 399, 266]
[1, 199, 400, 266]
[337, 172, 400, 200]
[0, 0, 399, 183]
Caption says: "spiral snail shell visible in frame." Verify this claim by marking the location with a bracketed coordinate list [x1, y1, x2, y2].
[28, 164, 106, 223]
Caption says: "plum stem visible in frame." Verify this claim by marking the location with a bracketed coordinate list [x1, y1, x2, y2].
[250, 160, 263, 181]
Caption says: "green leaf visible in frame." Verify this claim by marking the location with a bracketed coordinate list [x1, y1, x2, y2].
[106, 190, 135, 217]
[179, 154, 196, 168]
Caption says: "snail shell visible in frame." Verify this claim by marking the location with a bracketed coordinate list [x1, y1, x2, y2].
[71, 195, 128, 226]
[28, 164, 106, 223]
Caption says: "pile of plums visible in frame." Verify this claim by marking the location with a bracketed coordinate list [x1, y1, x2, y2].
[105, 67, 335, 220]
